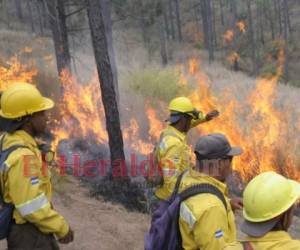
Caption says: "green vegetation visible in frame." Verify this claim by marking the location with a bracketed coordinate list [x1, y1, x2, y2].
[125, 66, 189, 103]
[289, 80, 300, 88]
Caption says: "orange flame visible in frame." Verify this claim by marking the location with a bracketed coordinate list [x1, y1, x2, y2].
[52, 70, 155, 155]
[51, 70, 108, 150]
[146, 105, 164, 141]
[183, 52, 300, 180]
[176, 64, 188, 86]
[189, 58, 200, 75]
[223, 29, 234, 44]
[0, 56, 37, 90]
[123, 119, 153, 155]
[1, 49, 299, 182]
[236, 21, 246, 33]
[226, 52, 240, 65]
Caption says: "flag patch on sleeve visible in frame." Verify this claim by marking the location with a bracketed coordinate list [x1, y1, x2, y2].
[215, 230, 224, 238]
[31, 177, 39, 185]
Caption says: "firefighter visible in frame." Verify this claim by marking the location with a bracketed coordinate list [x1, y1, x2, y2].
[0, 83, 73, 249]
[178, 133, 243, 250]
[150, 97, 219, 209]
[224, 171, 300, 250]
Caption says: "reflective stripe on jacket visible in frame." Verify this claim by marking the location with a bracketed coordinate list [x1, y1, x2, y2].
[0, 130, 69, 239]
[178, 169, 236, 250]
[154, 126, 191, 200]
[223, 231, 300, 250]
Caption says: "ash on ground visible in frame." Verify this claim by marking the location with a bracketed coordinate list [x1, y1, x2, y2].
[56, 139, 149, 213]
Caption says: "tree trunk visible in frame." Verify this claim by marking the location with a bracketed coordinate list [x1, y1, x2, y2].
[27, 0, 35, 33]
[159, 15, 168, 66]
[174, 0, 182, 42]
[101, 0, 119, 102]
[41, 0, 48, 28]
[275, 0, 282, 35]
[194, 0, 202, 25]
[282, 0, 289, 82]
[230, 0, 238, 27]
[162, 0, 170, 40]
[200, 0, 214, 62]
[286, 4, 292, 35]
[200, 0, 209, 49]
[36, 0, 44, 36]
[246, 0, 258, 75]
[14, 0, 23, 21]
[168, 0, 175, 40]
[283, 0, 292, 38]
[257, 1, 265, 45]
[45, 0, 71, 76]
[264, 0, 275, 40]
[140, 13, 148, 45]
[219, 0, 225, 26]
[211, 0, 217, 48]
[139, 11, 152, 61]
[85, 0, 126, 178]
[207, 0, 214, 62]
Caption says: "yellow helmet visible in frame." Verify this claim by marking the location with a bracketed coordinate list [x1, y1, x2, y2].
[243, 171, 300, 222]
[168, 97, 195, 114]
[0, 82, 54, 119]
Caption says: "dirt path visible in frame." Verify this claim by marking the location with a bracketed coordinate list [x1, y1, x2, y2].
[1, 176, 300, 249]
[0, 177, 150, 250]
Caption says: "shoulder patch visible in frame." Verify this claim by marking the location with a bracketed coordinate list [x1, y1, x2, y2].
[31, 177, 39, 185]
[215, 230, 224, 238]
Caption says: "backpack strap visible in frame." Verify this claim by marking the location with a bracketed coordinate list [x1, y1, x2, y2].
[179, 183, 228, 210]
[171, 169, 188, 198]
[242, 242, 254, 250]
[0, 134, 5, 152]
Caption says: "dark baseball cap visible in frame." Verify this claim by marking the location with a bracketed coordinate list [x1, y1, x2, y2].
[241, 217, 280, 237]
[194, 133, 243, 160]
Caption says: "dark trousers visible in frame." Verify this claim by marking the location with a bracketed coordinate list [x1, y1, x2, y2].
[7, 223, 60, 250]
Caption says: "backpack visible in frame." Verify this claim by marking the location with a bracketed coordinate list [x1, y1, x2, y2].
[0, 135, 27, 240]
[144, 170, 228, 250]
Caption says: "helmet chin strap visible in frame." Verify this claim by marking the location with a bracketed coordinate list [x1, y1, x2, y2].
[183, 114, 192, 132]
[182, 118, 190, 132]
[2, 116, 30, 133]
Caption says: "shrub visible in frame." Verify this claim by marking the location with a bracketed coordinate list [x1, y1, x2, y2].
[289, 80, 300, 88]
[193, 42, 204, 50]
[125, 65, 189, 103]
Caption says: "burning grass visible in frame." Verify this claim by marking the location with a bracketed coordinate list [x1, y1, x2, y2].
[0, 36, 300, 210]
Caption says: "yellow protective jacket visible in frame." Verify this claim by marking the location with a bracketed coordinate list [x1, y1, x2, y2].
[178, 169, 236, 250]
[224, 231, 300, 250]
[0, 130, 69, 239]
[155, 114, 206, 200]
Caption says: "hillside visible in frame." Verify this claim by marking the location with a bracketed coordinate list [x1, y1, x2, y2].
[0, 28, 300, 249]
[0, 177, 149, 250]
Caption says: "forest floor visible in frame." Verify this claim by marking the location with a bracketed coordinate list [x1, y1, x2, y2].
[0, 176, 150, 250]
[1, 176, 300, 250]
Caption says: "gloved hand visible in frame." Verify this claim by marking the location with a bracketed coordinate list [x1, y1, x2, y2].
[230, 197, 243, 211]
[192, 109, 200, 119]
[59, 228, 74, 244]
[205, 110, 220, 121]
